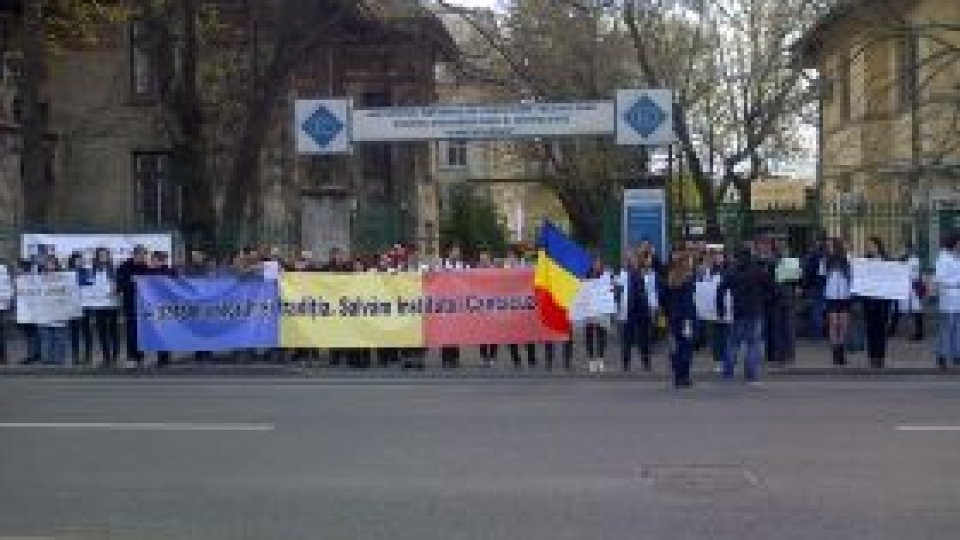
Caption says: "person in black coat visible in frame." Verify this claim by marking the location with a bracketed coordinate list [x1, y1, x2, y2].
[718, 248, 775, 383]
[664, 252, 697, 388]
[149, 251, 176, 367]
[621, 251, 663, 372]
[116, 245, 151, 366]
[861, 236, 891, 368]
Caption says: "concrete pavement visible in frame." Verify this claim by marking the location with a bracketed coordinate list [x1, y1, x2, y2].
[0, 377, 958, 539]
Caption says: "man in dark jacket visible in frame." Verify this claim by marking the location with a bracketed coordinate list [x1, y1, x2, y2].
[718, 248, 774, 383]
[622, 258, 662, 372]
[801, 236, 827, 338]
[116, 245, 151, 366]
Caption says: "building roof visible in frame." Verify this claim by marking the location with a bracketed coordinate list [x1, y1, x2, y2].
[793, 0, 914, 67]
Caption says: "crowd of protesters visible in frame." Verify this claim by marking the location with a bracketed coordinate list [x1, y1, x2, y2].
[1, 232, 959, 384]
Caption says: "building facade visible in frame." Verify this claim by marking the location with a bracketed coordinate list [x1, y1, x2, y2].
[798, 0, 959, 258]
[0, 0, 454, 261]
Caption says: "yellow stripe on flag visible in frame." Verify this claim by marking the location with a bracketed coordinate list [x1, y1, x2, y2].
[533, 250, 582, 310]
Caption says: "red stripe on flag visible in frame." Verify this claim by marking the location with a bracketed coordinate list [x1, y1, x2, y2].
[534, 287, 570, 335]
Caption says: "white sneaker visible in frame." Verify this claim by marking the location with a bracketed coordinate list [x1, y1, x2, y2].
[713, 363, 724, 374]
[747, 380, 763, 387]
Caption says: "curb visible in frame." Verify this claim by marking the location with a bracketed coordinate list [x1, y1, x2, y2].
[1, 365, 957, 379]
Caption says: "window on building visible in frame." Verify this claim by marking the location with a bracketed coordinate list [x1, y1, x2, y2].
[837, 50, 852, 121]
[129, 19, 158, 101]
[134, 152, 179, 227]
[896, 32, 919, 112]
[443, 140, 468, 168]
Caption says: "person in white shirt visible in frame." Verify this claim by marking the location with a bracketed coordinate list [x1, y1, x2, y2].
[823, 238, 852, 366]
[933, 233, 960, 370]
[891, 243, 924, 341]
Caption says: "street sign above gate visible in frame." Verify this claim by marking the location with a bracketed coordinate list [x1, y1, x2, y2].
[294, 89, 675, 154]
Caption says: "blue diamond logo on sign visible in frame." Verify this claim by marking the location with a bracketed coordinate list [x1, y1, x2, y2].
[302, 105, 344, 149]
[624, 95, 667, 138]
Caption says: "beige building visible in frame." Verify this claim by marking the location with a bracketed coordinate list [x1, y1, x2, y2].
[797, 0, 960, 256]
[0, 0, 454, 261]
[432, 7, 570, 249]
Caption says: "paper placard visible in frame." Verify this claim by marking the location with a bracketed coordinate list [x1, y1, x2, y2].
[695, 279, 733, 322]
[15, 272, 82, 324]
[571, 278, 617, 321]
[80, 270, 117, 308]
[850, 258, 911, 301]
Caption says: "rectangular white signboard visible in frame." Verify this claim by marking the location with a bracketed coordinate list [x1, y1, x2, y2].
[850, 258, 911, 301]
[21, 234, 173, 265]
[351, 102, 615, 141]
[16, 272, 83, 325]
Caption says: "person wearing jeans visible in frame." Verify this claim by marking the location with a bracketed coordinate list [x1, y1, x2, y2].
[933, 233, 960, 370]
[37, 255, 69, 365]
[718, 248, 775, 383]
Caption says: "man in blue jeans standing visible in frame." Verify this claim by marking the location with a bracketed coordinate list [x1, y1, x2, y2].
[718, 248, 775, 383]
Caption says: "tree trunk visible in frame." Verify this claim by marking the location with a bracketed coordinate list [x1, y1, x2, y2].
[175, 0, 216, 248]
[556, 186, 604, 250]
[20, 0, 47, 225]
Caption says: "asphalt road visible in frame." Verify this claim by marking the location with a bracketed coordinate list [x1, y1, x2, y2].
[0, 377, 958, 540]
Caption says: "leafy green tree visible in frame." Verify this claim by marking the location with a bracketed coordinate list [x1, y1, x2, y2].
[440, 186, 509, 260]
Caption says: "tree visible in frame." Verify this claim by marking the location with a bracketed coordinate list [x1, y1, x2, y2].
[440, 185, 509, 258]
[440, 0, 837, 240]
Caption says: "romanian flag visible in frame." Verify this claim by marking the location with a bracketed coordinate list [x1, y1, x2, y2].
[534, 221, 592, 335]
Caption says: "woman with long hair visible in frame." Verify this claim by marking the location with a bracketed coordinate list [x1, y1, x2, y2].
[823, 238, 852, 365]
[664, 251, 697, 388]
[89, 247, 120, 367]
[67, 251, 93, 365]
[861, 236, 891, 367]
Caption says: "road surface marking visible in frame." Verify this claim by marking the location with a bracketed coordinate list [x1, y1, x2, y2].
[895, 425, 960, 432]
[0, 422, 274, 432]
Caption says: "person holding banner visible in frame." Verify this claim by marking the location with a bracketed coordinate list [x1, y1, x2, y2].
[859, 237, 892, 368]
[439, 245, 467, 369]
[37, 255, 70, 365]
[890, 242, 925, 341]
[117, 245, 151, 366]
[823, 239, 852, 366]
[16, 256, 42, 364]
[67, 252, 94, 365]
[583, 257, 611, 371]
[87, 247, 120, 367]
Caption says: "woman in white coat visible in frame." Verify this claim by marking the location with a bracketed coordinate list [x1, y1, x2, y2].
[933, 233, 960, 370]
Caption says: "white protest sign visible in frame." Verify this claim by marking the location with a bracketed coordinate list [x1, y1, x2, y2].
[80, 270, 117, 308]
[850, 258, 911, 301]
[15, 272, 82, 324]
[262, 260, 281, 281]
[694, 279, 733, 322]
[571, 278, 617, 321]
[21, 233, 174, 265]
[0, 265, 12, 311]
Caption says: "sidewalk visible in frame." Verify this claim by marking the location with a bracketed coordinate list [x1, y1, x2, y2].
[1, 331, 955, 378]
